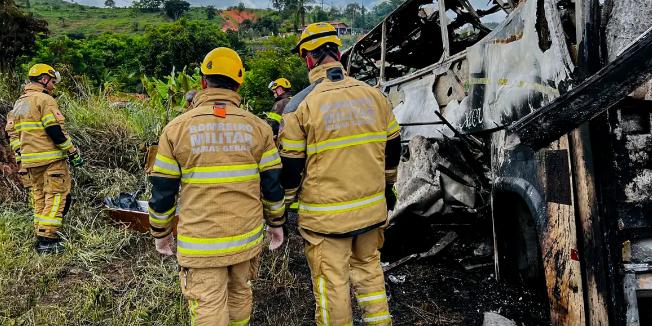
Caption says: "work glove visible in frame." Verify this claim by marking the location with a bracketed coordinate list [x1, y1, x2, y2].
[266, 225, 284, 251]
[385, 183, 397, 211]
[155, 233, 175, 256]
[68, 150, 84, 167]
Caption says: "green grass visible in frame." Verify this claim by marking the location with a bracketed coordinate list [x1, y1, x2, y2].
[15, 0, 279, 37]
[0, 200, 190, 325]
[16, 0, 226, 36]
[0, 78, 314, 325]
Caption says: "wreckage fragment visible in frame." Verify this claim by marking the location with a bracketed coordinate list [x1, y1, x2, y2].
[392, 135, 488, 222]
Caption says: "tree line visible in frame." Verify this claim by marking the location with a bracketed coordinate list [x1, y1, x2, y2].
[0, 0, 404, 112]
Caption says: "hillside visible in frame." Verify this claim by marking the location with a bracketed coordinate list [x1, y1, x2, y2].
[17, 0, 273, 36]
[67, 0, 381, 9]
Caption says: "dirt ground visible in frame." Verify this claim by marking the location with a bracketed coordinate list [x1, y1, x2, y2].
[253, 213, 550, 326]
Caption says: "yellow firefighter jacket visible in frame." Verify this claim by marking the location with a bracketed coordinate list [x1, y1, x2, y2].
[279, 61, 400, 234]
[148, 88, 285, 268]
[6, 84, 76, 168]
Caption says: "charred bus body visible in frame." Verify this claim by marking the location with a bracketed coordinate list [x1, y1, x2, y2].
[342, 0, 652, 324]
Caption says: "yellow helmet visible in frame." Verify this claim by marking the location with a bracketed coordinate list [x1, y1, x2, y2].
[200, 47, 245, 85]
[28, 63, 61, 84]
[292, 22, 342, 56]
[268, 78, 292, 91]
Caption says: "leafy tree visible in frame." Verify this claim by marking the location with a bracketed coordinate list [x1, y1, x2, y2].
[132, 0, 163, 12]
[140, 20, 238, 77]
[163, 0, 189, 20]
[252, 14, 280, 35]
[0, 0, 48, 72]
[104, 0, 115, 8]
[344, 3, 361, 27]
[26, 33, 145, 88]
[367, 0, 403, 28]
[309, 6, 329, 23]
[205, 5, 215, 20]
[239, 36, 308, 114]
[272, 0, 313, 32]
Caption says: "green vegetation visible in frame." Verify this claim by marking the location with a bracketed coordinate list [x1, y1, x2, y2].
[0, 1, 410, 324]
[0, 79, 314, 324]
[14, 0, 228, 36]
[7, 0, 404, 112]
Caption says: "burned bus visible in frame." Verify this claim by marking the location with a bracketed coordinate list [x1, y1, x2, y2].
[342, 0, 652, 324]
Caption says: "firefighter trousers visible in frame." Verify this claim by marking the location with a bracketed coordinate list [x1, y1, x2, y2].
[301, 227, 392, 326]
[28, 159, 72, 239]
[180, 256, 260, 326]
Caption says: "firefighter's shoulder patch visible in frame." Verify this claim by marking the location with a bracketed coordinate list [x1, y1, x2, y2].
[54, 109, 65, 121]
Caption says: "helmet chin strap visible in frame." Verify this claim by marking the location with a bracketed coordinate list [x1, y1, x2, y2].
[37, 76, 52, 92]
[305, 47, 342, 71]
[305, 55, 318, 70]
[38, 76, 50, 87]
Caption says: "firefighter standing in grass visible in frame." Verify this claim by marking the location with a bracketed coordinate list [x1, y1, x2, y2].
[264, 78, 292, 139]
[280, 23, 402, 325]
[148, 47, 285, 326]
[5, 64, 84, 254]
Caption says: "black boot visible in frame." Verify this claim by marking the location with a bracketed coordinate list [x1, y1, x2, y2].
[35, 236, 65, 254]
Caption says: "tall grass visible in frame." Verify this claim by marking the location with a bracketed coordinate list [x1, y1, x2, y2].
[0, 77, 314, 325]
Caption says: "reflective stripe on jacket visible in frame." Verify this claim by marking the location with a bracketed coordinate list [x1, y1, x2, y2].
[5, 84, 75, 168]
[280, 62, 400, 234]
[149, 88, 284, 268]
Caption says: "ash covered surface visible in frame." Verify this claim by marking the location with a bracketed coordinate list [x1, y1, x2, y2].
[253, 213, 549, 325]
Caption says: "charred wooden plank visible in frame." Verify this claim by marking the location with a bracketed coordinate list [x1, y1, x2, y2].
[540, 137, 585, 326]
[508, 27, 652, 150]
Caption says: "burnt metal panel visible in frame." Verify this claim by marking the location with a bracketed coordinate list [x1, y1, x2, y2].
[544, 150, 572, 205]
[508, 28, 652, 150]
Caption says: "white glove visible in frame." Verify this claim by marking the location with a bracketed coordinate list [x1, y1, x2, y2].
[267, 226, 284, 251]
[155, 233, 175, 256]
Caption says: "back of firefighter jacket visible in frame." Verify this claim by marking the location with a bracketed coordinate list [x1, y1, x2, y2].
[5, 84, 76, 168]
[148, 88, 285, 268]
[280, 62, 400, 234]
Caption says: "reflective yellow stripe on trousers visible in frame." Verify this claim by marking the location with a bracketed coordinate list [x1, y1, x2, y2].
[363, 311, 392, 325]
[177, 224, 265, 255]
[34, 193, 62, 226]
[306, 131, 386, 155]
[317, 275, 331, 326]
[299, 192, 385, 215]
[356, 290, 388, 305]
[229, 317, 251, 326]
[181, 163, 259, 184]
[21, 150, 67, 163]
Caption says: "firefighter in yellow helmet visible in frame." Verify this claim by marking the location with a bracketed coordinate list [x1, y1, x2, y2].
[280, 22, 401, 325]
[265, 77, 292, 139]
[148, 47, 285, 326]
[5, 64, 83, 254]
